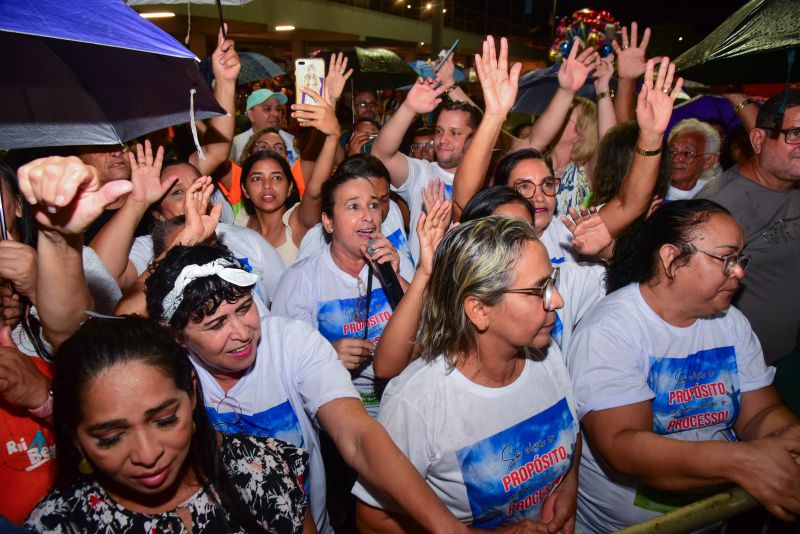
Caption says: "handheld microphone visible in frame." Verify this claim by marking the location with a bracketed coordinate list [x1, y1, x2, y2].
[367, 238, 404, 310]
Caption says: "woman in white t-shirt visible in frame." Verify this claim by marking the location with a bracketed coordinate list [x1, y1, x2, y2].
[354, 217, 580, 532]
[567, 199, 800, 532]
[234, 84, 341, 267]
[142, 243, 480, 534]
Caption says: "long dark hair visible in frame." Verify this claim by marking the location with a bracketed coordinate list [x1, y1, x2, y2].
[240, 150, 300, 216]
[606, 199, 731, 293]
[0, 158, 37, 247]
[53, 316, 265, 532]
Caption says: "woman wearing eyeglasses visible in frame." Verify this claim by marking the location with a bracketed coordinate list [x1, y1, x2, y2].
[354, 217, 581, 532]
[453, 37, 683, 264]
[566, 199, 800, 532]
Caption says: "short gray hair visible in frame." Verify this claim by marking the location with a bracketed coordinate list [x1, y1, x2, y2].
[669, 119, 722, 182]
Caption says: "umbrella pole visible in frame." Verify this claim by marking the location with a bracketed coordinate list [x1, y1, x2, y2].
[0, 184, 7, 240]
[350, 77, 355, 125]
[216, 0, 227, 39]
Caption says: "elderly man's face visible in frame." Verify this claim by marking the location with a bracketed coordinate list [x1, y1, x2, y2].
[668, 131, 713, 190]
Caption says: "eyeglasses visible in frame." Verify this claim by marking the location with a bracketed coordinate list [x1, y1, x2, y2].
[355, 101, 378, 109]
[410, 140, 435, 152]
[668, 149, 711, 161]
[502, 268, 560, 310]
[513, 177, 560, 199]
[211, 395, 243, 433]
[253, 141, 287, 155]
[688, 246, 750, 276]
[764, 127, 800, 145]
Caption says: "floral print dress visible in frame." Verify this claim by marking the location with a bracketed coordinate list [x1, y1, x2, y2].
[25, 434, 308, 533]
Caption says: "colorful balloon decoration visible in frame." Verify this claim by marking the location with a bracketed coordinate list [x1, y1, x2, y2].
[549, 8, 619, 62]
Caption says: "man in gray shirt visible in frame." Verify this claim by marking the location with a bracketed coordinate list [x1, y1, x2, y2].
[697, 90, 800, 363]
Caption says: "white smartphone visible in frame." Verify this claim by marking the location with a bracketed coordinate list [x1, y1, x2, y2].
[295, 58, 326, 108]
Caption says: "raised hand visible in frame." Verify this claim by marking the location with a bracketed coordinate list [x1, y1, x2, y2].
[474, 36, 522, 118]
[0, 286, 22, 330]
[128, 140, 175, 207]
[593, 53, 615, 89]
[17, 156, 133, 235]
[417, 199, 451, 277]
[292, 87, 342, 136]
[558, 40, 599, 93]
[211, 24, 240, 84]
[637, 57, 683, 137]
[347, 129, 373, 156]
[613, 22, 652, 80]
[325, 52, 353, 102]
[362, 232, 400, 275]
[333, 337, 374, 370]
[561, 206, 613, 257]
[170, 176, 221, 248]
[434, 49, 457, 87]
[0, 326, 50, 411]
[404, 77, 447, 115]
[0, 240, 37, 303]
[421, 178, 447, 214]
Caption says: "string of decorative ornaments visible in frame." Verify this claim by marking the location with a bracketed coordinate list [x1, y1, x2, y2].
[549, 8, 620, 63]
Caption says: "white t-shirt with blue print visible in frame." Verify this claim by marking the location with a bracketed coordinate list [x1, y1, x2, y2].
[392, 155, 453, 264]
[190, 314, 359, 534]
[352, 344, 579, 528]
[128, 223, 286, 307]
[567, 283, 774, 532]
[270, 245, 414, 417]
[539, 217, 581, 265]
[295, 200, 415, 273]
[551, 262, 606, 357]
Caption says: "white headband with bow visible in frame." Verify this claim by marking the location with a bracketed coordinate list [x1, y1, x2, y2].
[161, 258, 258, 322]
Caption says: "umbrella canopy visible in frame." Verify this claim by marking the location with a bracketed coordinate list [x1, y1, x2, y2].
[200, 51, 285, 87]
[674, 0, 800, 84]
[666, 95, 743, 135]
[513, 64, 604, 115]
[318, 48, 418, 91]
[0, 0, 225, 149]
[127, 0, 251, 4]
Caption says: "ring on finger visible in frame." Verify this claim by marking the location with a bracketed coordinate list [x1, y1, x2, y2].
[622, 44, 629, 49]
[662, 87, 671, 94]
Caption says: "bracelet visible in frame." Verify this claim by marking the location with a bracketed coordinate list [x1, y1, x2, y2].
[734, 98, 755, 113]
[596, 89, 615, 100]
[635, 145, 662, 156]
[28, 389, 54, 419]
[444, 83, 458, 95]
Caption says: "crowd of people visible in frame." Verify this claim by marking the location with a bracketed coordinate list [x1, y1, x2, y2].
[1, 16, 799, 534]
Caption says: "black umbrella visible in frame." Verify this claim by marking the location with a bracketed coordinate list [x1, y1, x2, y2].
[512, 64, 614, 115]
[200, 51, 285, 87]
[318, 47, 418, 92]
[674, 0, 800, 84]
[0, 0, 225, 149]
